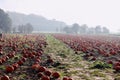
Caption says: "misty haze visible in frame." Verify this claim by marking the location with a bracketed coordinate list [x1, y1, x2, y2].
[0, 0, 120, 80]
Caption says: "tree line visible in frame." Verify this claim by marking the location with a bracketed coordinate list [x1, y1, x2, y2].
[63, 23, 110, 34]
[0, 8, 33, 33]
[0, 8, 110, 34]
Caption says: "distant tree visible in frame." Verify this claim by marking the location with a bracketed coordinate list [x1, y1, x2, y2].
[25, 23, 33, 33]
[87, 27, 95, 34]
[18, 23, 33, 34]
[102, 27, 109, 34]
[63, 26, 72, 33]
[56, 28, 59, 32]
[0, 8, 12, 33]
[95, 25, 102, 34]
[18, 25, 24, 33]
[60, 27, 63, 32]
[80, 24, 88, 34]
[71, 23, 80, 34]
[12, 27, 16, 33]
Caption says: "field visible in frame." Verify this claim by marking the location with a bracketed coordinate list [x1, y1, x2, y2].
[0, 34, 120, 80]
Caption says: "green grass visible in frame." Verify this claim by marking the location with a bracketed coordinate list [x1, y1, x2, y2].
[43, 34, 115, 80]
[18, 74, 27, 79]
[90, 70, 106, 77]
[0, 65, 5, 70]
[90, 60, 113, 69]
[79, 74, 92, 80]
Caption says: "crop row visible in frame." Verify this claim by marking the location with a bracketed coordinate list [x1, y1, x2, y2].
[0, 34, 72, 80]
[53, 34, 120, 71]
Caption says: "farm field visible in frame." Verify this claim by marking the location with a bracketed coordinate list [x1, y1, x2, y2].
[1, 0, 120, 80]
[0, 34, 120, 80]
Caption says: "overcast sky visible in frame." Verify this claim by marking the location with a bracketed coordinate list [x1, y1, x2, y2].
[0, 0, 120, 33]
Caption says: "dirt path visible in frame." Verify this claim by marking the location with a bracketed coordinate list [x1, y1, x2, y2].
[43, 35, 115, 80]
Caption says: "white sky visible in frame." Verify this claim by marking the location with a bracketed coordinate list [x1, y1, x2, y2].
[0, 0, 120, 33]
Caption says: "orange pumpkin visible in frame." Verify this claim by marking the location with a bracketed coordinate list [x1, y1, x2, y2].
[41, 76, 50, 80]
[1, 75, 10, 80]
[38, 66, 46, 72]
[52, 72, 60, 79]
[12, 63, 19, 70]
[31, 63, 40, 70]
[6, 65, 14, 73]
[44, 70, 51, 76]
[17, 60, 23, 65]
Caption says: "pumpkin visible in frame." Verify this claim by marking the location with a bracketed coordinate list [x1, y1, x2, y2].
[52, 72, 60, 79]
[6, 65, 14, 73]
[1, 75, 10, 80]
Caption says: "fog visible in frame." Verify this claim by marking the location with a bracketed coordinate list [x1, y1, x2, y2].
[0, 0, 120, 34]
